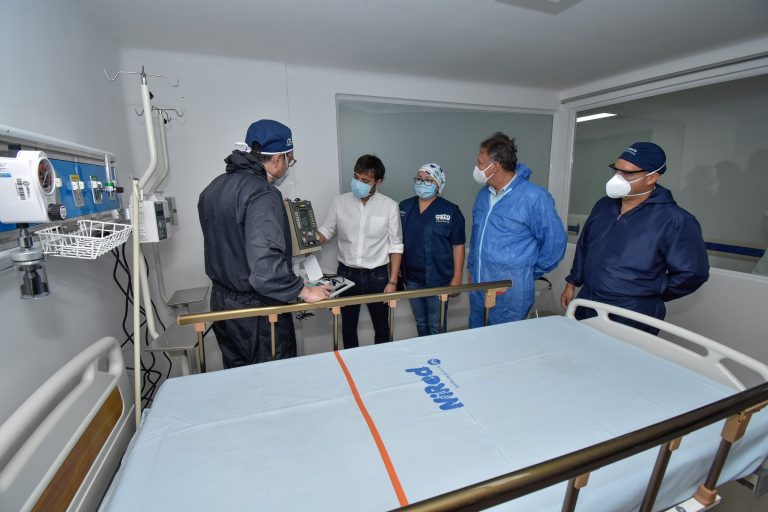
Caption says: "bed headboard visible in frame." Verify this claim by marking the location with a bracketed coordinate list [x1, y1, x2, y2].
[567, 299, 768, 390]
[0, 337, 134, 511]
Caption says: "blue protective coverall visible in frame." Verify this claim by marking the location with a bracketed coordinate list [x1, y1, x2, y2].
[565, 185, 709, 333]
[468, 164, 567, 327]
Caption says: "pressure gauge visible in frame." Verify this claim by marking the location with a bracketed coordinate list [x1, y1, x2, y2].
[0, 151, 63, 224]
[37, 159, 55, 195]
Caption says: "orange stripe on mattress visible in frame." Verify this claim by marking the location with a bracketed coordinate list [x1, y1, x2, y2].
[333, 350, 409, 507]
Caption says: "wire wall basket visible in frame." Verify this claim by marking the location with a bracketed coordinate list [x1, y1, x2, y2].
[38, 219, 132, 259]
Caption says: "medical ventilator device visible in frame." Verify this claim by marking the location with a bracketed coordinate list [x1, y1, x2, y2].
[285, 198, 354, 298]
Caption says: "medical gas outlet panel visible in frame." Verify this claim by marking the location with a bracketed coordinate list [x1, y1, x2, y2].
[0, 151, 122, 234]
[285, 199, 321, 256]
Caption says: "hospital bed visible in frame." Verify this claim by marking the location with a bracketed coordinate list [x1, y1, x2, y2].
[2, 300, 768, 511]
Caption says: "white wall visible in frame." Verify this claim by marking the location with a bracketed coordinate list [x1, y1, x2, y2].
[117, 48, 561, 364]
[551, 37, 768, 364]
[0, 1, 132, 424]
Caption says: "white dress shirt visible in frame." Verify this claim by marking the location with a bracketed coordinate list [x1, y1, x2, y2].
[318, 192, 404, 269]
[488, 173, 516, 207]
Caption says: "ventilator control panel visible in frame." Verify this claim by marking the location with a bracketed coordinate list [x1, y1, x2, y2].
[284, 199, 321, 256]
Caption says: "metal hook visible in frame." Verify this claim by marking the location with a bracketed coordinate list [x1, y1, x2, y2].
[145, 73, 180, 87]
[156, 107, 185, 118]
[134, 106, 185, 119]
[104, 69, 140, 81]
[104, 68, 180, 87]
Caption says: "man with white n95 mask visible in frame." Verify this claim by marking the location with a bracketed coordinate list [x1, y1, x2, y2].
[467, 132, 567, 327]
[198, 119, 331, 368]
[561, 142, 709, 334]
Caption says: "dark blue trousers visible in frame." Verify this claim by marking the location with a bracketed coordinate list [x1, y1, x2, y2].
[336, 262, 391, 348]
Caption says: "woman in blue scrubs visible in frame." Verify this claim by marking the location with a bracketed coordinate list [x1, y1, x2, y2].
[400, 163, 466, 336]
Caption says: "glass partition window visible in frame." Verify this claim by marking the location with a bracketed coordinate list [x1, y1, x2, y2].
[569, 74, 768, 274]
[337, 99, 554, 241]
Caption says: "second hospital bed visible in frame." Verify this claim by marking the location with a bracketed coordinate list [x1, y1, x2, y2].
[100, 299, 768, 511]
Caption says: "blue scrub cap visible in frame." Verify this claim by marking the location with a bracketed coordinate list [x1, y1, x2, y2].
[244, 119, 293, 155]
[618, 142, 667, 174]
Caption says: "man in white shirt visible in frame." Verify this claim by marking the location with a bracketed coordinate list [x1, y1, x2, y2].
[318, 154, 404, 347]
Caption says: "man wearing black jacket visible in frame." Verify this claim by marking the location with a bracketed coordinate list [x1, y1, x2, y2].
[198, 119, 330, 368]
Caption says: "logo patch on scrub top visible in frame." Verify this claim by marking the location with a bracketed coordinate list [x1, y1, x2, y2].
[405, 360, 464, 411]
[435, 213, 450, 223]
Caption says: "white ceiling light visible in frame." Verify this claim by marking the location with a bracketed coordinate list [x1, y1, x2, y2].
[576, 113, 617, 123]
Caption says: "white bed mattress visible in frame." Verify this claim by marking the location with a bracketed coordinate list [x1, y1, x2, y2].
[103, 316, 768, 511]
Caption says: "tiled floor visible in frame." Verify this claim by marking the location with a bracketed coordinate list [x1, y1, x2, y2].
[716, 480, 767, 511]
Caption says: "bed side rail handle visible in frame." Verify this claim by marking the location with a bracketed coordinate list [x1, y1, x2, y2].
[566, 298, 768, 388]
[0, 337, 124, 485]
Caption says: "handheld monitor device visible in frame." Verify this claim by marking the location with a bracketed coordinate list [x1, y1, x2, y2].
[310, 275, 355, 299]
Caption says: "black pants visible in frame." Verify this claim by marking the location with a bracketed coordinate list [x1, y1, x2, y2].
[210, 284, 297, 368]
[336, 262, 391, 348]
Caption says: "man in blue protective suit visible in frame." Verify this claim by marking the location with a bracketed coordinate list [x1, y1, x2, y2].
[560, 142, 709, 334]
[468, 132, 567, 327]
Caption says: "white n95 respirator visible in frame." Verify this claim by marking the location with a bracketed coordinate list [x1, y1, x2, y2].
[605, 170, 658, 199]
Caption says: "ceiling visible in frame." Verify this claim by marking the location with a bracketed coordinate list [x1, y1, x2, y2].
[82, 0, 768, 90]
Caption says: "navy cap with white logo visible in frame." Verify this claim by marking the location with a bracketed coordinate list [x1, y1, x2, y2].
[618, 142, 667, 174]
[244, 119, 293, 155]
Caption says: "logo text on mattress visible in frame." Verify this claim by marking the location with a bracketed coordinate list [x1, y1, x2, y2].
[405, 366, 464, 410]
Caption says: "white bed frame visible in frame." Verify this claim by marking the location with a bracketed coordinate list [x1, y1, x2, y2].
[566, 299, 768, 390]
[0, 337, 134, 511]
[567, 299, 768, 507]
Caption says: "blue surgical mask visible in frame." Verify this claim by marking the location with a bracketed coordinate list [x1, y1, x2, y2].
[414, 182, 437, 199]
[350, 178, 372, 199]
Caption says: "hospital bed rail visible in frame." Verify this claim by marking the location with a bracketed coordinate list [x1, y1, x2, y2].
[177, 279, 511, 372]
[0, 337, 134, 511]
[397, 380, 768, 512]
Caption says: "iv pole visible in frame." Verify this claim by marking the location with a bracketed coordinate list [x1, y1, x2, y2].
[107, 66, 177, 428]
[132, 68, 155, 428]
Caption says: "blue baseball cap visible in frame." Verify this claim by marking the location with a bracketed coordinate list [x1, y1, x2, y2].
[618, 142, 667, 174]
[244, 119, 293, 154]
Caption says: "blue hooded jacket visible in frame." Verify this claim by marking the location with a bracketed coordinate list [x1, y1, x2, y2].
[566, 185, 709, 326]
[468, 164, 567, 327]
